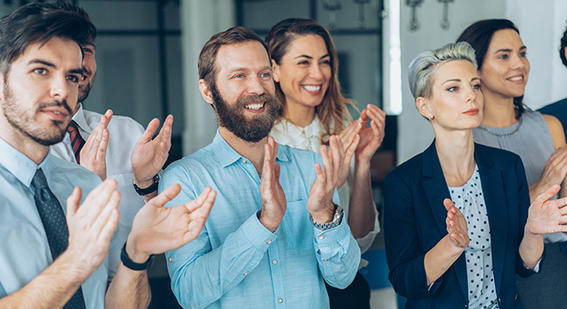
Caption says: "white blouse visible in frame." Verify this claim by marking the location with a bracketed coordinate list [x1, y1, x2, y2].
[270, 116, 380, 259]
[449, 167, 499, 308]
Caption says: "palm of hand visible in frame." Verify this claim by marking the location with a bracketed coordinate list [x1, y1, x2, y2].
[527, 201, 562, 234]
[356, 126, 382, 161]
[132, 140, 165, 178]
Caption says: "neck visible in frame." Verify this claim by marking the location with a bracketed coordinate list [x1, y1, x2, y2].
[481, 91, 517, 127]
[433, 126, 476, 187]
[218, 127, 268, 174]
[0, 119, 49, 165]
[282, 99, 316, 127]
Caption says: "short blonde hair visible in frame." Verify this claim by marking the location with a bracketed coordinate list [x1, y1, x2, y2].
[408, 42, 477, 99]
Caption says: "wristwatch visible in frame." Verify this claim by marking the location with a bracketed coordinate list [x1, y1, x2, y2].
[133, 171, 161, 196]
[310, 204, 344, 231]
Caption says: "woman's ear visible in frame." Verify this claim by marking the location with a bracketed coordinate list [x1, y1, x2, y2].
[416, 96, 434, 120]
[271, 59, 280, 83]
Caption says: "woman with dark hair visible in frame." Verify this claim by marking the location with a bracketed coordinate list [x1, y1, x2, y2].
[266, 18, 385, 308]
[458, 19, 567, 307]
[385, 41, 567, 309]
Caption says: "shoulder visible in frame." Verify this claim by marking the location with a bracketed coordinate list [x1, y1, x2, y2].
[162, 147, 215, 179]
[541, 114, 566, 149]
[539, 97, 567, 116]
[475, 143, 523, 172]
[385, 151, 424, 184]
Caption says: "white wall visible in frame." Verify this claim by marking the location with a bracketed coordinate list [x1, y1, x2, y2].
[180, 0, 235, 155]
[396, 0, 507, 164]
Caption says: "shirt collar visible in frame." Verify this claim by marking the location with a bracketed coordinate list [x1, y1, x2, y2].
[211, 130, 290, 168]
[0, 137, 48, 187]
[72, 103, 91, 133]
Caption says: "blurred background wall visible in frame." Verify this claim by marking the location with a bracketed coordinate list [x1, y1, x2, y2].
[1, 0, 566, 308]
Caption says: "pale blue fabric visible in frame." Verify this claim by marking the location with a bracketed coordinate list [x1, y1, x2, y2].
[161, 132, 360, 309]
[0, 137, 114, 308]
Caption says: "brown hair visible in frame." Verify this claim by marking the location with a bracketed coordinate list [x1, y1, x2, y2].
[266, 18, 354, 144]
[198, 26, 269, 88]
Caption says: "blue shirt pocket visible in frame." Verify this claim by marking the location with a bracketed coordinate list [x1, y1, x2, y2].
[281, 199, 311, 249]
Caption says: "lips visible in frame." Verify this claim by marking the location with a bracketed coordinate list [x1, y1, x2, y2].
[462, 108, 479, 116]
[301, 84, 322, 94]
[40, 107, 70, 121]
[506, 74, 525, 83]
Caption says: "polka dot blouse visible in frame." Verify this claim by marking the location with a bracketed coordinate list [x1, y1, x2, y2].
[449, 166, 499, 309]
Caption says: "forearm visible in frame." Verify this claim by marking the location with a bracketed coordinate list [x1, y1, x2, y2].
[105, 265, 150, 309]
[519, 227, 544, 269]
[423, 235, 464, 285]
[348, 160, 377, 238]
[170, 214, 275, 308]
[0, 252, 88, 308]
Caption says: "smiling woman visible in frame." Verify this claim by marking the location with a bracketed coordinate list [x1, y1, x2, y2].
[458, 18, 567, 308]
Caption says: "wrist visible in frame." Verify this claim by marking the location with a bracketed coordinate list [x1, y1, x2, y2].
[125, 238, 151, 264]
[258, 211, 280, 233]
[443, 235, 466, 255]
[309, 201, 335, 223]
[133, 171, 161, 196]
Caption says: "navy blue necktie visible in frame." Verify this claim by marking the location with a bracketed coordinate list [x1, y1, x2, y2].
[31, 168, 86, 309]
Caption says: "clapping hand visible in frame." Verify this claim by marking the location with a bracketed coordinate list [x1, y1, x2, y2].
[526, 184, 567, 235]
[66, 179, 120, 276]
[307, 135, 344, 223]
[355, 105, 385, 163]
[79, 109, 112, 180]
[125, 183, 216, 263]
[444, 198, 469, 249]
[131, 115, 173, 189]
[259, 137, 287, 232]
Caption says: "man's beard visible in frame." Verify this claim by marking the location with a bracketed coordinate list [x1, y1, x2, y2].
[2, 81, 72, 146]
[210, 82, 281, 143]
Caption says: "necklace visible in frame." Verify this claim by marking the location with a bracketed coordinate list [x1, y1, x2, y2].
[475, 116, 523, 137]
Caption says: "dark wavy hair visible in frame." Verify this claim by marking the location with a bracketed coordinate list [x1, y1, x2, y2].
[560, 24, 567, 67]
[266, 18, 354, 144]
[0, 2, 96, 75]
[457, 19, 526, 118]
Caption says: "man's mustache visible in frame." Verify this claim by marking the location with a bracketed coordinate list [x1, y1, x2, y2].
[38, 100, 72, 115]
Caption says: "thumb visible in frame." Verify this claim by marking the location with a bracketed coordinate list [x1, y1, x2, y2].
[66, 186, 82, 218]
[534, 184, 561, 206]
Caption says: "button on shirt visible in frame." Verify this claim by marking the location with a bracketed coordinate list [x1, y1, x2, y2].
[0, 137, 113, 308]
[51, 104, 146, 273]
[161, 132, 360, 309]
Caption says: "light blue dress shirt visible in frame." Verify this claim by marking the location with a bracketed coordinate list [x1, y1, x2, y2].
[161, 132, 360, 309]
[0, 137, 114, 308]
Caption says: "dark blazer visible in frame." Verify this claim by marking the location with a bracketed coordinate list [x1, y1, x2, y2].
[384, 142, 536, 309]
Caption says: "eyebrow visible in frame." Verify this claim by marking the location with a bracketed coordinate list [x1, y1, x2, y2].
[442, 77, 480, 85]
[228, 65, 272, 73]
[27, 59, 83, 75]
[294, 54, 331, 60]
[495, 46, 527, 53]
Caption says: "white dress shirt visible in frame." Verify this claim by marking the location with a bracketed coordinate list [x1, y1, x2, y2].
[271, 116, 380, 263]
[0, 137, 115, 308]
[51, 104, 146, 273]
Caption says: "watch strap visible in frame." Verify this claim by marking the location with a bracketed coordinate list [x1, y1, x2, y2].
[133, 173, 159, 196]
[120, 242, 152, 271]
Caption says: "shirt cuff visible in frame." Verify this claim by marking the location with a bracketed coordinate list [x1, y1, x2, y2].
[313, 217, 351, 258]
[240, 211, 277, 250]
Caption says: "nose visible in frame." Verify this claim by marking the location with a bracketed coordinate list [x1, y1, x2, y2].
[49, 74, 69, 99]
[246, 75, 266, 95]
[465, 85, 476, 104]
[309, 63, 323, 80]
[511, 53, 526, 70]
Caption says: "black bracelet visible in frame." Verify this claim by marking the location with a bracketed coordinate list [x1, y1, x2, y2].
[120, 242, 152, 271]
[133, 173, 160, 196]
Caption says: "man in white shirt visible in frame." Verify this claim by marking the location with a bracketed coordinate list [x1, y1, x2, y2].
[0, 3, 215, 308]
[49, 3, 174, 272]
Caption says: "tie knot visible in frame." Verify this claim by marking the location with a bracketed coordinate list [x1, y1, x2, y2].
[66, 121, 79, 134]
[31, 168, 49, 192]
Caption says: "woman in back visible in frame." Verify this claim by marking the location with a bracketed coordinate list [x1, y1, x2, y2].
[458, 19, 567, 307]
[266, 18, 385, 308]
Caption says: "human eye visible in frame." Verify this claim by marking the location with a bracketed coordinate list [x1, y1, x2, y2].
[497, 53, 509, 60]
[32, 68, 47, 75]
[472, 83, 481, 90]
[260, 71, 272, 79]
[447, 86, 459, 92]
[66, 74, 80, 83]
[321, 58, 331, 65]
[297, 60, 309, 66]
[232, 73, 245, 79]
[519, 50, 527, 58]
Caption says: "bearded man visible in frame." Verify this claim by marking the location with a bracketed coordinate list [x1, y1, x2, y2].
[159, 26, 360, 309]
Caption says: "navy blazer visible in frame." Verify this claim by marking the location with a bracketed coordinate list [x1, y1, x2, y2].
[384, 142, 536, 309]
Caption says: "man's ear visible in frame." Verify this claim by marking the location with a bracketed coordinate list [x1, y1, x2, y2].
[563, 47, 567, 65]
[271, 59, 280, 83]
[416, 96, 433, 120]
[198, 79, 214, 106]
